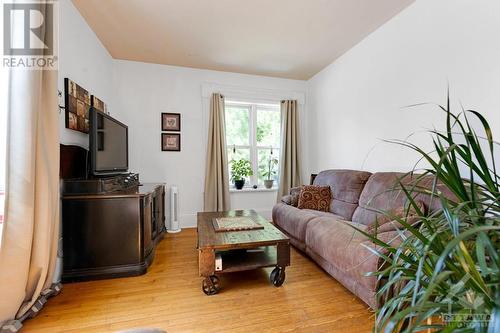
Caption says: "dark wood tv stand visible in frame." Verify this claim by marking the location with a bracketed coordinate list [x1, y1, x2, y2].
[61, 183, 166, 282]
[59, 144, 167, 282]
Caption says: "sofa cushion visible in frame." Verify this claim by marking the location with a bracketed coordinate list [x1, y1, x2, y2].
[352, 172, 414, 226]
[407, 174, 457, 212]
[297, 185, 331, 212]
[367, 216, 420, 234]
[313, 169, 372, 220]
[305, 217, 404, 292]
[272, 203, 318, 242]
[352, 172, 449, 226]
[302, 209, 345, 220]
[366, 200, 425, 234]
[305, 217, 378, 291]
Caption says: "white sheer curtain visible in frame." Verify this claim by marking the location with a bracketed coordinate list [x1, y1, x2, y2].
[0, 55, 61, 332]
[0, 1, 61, 330]
[0, 58, 7, 239]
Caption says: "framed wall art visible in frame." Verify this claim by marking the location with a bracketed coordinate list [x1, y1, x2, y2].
[64, 78, 91, 133]
[161, 113, 181, 131]
[91, 95, 107, 114]
[161, 133, 181, 152]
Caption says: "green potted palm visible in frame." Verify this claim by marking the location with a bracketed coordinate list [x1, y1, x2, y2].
[230, 159, 253, 190]
[261, 156, 278, 189]
[349, 95, 500, 332]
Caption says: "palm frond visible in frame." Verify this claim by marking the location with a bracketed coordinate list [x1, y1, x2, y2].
[347, 93, 499, 332]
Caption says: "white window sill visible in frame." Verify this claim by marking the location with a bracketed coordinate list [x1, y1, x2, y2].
[229, 187, 278, 193]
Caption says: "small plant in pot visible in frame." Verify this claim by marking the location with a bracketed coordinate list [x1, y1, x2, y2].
[261, 155, 278, 189]
[230, 159, 253, 190]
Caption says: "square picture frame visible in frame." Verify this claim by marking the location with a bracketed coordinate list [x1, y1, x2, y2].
[161, 113, 181, 131]
[91, 95, 107, 114]
[161, 133, 181, 151]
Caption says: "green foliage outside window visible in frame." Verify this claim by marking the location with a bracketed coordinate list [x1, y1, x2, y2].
[225, 106, 249, 146]
[225, 103, 281, 186]
[260, 154, 278, 181]
[256, 109, 280, 147]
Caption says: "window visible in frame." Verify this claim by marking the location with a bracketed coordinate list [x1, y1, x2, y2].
[225, 101, 281, 188]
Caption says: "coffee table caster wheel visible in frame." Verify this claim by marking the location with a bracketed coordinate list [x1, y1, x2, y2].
[270, 267, 285, 287]
[202, 275, 220, 295]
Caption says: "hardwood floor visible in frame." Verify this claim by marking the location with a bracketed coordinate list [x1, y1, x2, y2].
[23, 228, 374, 333]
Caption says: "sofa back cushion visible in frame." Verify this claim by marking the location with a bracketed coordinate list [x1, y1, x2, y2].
[351, 172, 452, 226]
[352, 172, 410, 226]
[312, 169, 372, 220]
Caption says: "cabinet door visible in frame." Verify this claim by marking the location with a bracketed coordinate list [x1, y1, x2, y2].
[62, 197, 142, 270]
[156, 186, 165, 235]
[142, 194, 153, 256]
[151, 194, 158, 240]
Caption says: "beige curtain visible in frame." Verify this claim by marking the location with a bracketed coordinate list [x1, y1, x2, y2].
[0, 2, 60, 328]
[203, 93, 230, 211]
[278, 100, 302, 198]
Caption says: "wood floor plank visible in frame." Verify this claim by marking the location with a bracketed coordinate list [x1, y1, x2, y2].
[23, 228, 374, 332]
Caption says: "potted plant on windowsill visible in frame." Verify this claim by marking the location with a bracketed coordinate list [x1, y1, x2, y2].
[261, 155, 278, 189]
[230, 159, 253, 190]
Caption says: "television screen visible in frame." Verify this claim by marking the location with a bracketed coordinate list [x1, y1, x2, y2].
[89, 109, 128, 175]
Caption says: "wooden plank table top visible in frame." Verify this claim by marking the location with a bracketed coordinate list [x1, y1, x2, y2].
[197, 209, 289, 250]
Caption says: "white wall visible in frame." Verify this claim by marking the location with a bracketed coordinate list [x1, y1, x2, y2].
[58, 0, 308, 230]
[307, 0, 500, 174]
[112, 60, 307, 227]
[58, 0, 114, 148]
[54, 0, 115, 281]
[62, 0, 500, 230]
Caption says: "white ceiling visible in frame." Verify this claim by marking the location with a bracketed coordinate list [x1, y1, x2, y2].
[72, 0, 414, 80]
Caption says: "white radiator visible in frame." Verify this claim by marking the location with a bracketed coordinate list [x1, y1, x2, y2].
[168, 186, 181, 233]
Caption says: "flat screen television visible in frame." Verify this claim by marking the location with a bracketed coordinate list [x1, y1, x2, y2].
[89, 108, 129, 175]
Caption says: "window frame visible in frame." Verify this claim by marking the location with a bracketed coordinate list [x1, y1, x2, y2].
[225, 100, 281, 188]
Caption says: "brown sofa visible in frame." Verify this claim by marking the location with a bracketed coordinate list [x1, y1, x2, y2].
[272, 169, 443, 309]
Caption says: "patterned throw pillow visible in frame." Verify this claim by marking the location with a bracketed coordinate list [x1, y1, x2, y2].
[281, 186, 303, 207]
[281, 194, 299, 207]
[297, 185, 331, 212]
[289, 186, 303, 197]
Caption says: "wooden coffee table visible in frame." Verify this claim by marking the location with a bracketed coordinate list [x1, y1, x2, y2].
[197, 209, 290, 295]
